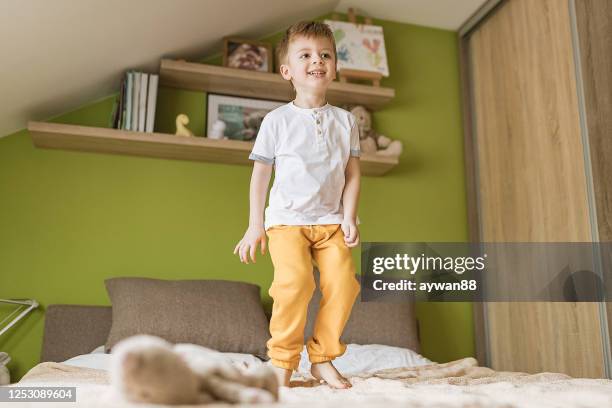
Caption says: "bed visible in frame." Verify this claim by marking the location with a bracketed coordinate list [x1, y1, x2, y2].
[8, 277, 612, 407]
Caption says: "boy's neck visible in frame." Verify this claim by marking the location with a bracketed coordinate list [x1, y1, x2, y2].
[293, 92, 328, 109]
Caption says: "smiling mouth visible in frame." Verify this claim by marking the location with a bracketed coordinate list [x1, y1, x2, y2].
[308, 71, 326, 77]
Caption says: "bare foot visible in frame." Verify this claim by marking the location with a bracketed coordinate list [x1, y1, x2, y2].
[310, 361, 352, 389]
[270, 365, 293, 387]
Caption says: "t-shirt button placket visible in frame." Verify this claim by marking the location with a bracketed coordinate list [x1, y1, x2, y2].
[316, 125, 323, 146]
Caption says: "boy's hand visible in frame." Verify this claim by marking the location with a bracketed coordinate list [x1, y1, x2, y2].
[341, 220, 360, 248]
[233, 225, 267, 264]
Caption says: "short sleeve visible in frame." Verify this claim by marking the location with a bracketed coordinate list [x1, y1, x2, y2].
[249, 115, 276, 165]
[349, 114, 361, 158]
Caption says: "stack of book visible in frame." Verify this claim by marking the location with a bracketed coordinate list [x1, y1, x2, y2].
[110, 70, 159, 132]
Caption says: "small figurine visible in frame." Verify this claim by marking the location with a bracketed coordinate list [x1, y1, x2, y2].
[209, 120, 228, 140]
[175, 114, 194, 137]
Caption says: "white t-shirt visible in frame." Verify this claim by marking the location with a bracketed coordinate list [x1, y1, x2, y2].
[248, 101, 361, 230]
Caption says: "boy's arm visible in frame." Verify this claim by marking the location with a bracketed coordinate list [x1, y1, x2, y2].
[342, 156, 361, 223]
[341, 157, 360, 247]
[249, 161, 273, 227]
[234, 161, 272, 264]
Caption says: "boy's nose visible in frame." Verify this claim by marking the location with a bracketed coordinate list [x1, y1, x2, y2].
[313, 55, 325, 64]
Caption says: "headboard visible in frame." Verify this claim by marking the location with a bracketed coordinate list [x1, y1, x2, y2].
[41, 302, 420, 363]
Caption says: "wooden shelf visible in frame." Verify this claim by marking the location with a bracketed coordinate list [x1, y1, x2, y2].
[159, 59, 395, 111]
[27, 122, 398, 176]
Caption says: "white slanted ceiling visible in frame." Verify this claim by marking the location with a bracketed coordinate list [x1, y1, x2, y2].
[0, 0, 486, 138]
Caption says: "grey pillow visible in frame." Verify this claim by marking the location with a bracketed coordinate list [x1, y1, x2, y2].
[104, 277, 270, 359]
[304, 271, 420, 352]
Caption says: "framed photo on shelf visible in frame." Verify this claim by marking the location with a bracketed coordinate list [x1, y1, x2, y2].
[324, 20, 390, 77]
[222, 37, 273, 72]
[206, 94, 284, 141]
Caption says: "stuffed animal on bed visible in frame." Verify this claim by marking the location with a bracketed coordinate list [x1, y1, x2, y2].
[110, 335, 278, 405]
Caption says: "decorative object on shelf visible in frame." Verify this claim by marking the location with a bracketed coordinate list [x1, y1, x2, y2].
[326, 8, 389, 86]
[206, 94, 284, 141]
[209, 120, 228, 140]
[0, 298, 39, 385]
[222, 37, 273, 73]
[175, 114, 194, 137]
[347, 105, 403, 158]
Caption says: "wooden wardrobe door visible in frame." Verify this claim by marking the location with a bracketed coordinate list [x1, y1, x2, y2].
[469, 0, 605, 377]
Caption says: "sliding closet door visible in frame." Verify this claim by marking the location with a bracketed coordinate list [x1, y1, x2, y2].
[468, 0, 604, 377]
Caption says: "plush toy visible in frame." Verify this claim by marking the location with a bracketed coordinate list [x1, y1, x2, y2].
[110, 335, 278, 405]
[175, 114, 194, 137]
[347, 105, 403, 158]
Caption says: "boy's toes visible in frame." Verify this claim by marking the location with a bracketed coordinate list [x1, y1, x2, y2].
[330, 378, 350, 389]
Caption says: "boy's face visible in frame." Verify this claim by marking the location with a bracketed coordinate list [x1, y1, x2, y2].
[280, 35, 336, 92]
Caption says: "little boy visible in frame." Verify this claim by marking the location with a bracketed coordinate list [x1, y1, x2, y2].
[233, 21, 361, 389]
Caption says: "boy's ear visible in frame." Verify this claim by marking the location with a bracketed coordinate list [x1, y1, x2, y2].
[279, 64, 292, 81]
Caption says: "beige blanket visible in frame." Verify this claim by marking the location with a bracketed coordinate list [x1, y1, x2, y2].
[9, 357, 612, 407]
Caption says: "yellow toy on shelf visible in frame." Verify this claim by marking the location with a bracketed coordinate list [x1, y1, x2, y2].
[175, 114, 194, 137]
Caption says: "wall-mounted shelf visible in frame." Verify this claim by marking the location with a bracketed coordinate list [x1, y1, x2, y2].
[159, 59, 395, 111]
[27, 122, 398, 176]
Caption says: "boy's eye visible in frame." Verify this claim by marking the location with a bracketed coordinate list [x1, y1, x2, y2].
[299, 53, 331, 59]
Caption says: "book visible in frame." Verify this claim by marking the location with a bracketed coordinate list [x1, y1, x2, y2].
[109, 85, 119, 128]
[125, 71, 133, 130]
[114, 76, 126, 129]
[131, 72, 141, 131]
[138, 73, 148, 132]
[145, 74, 159, 133]
[120, 73, 128, 130]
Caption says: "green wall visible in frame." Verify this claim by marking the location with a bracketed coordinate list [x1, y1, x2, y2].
[0, 14, 473, 381]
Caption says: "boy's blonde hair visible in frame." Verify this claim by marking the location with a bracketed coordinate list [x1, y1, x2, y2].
[276, 21, 337, 70]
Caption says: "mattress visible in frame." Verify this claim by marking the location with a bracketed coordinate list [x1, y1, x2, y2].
[7, 344, 612, 407]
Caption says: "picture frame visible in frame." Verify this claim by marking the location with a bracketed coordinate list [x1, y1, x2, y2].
[222, 37, 273, 72]
[323, 20, 390, 77]
[206, 94, 284, 141]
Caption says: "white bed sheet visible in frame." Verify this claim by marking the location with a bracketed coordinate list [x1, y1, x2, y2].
[62, 344, 432, 377]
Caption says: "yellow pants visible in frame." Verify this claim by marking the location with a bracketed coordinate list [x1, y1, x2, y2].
[265, 224, 361, 370]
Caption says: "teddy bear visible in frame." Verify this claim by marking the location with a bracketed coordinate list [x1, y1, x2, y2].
[110, 335, 278, 405]
[346, 105, 403, 158]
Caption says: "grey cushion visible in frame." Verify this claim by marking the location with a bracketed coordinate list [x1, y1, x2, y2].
[104, 278, 270, 359]
[41, 305, 112, 362]
[304, 271, 420, 352]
